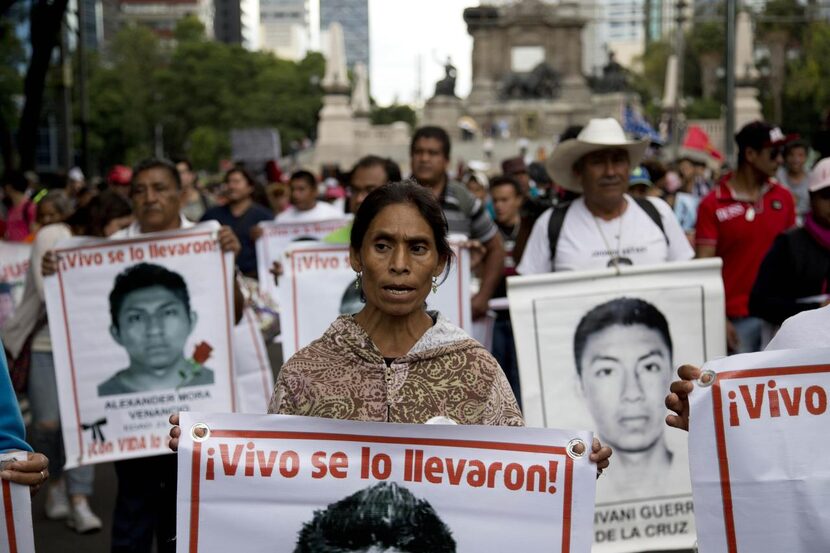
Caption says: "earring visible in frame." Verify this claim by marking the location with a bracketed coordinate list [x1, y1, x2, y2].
[354, 272, 362, 290]
[431, 276, 439, 294]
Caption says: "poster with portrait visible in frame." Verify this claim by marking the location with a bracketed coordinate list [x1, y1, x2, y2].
[176, 412, 597, 553]
[0, 241, 31, 329]
[276, 241, 472, 360]
[689, 347, 830, 553]
[508, 259, 726, 553]
[44, 223, 236, 468]
[232, 307, 274, 413]
[255, 218, 351, 304]
[0, 453, 35, 553]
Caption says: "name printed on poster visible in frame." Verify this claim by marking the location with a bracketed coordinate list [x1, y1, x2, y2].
[594, 499, 694, 544]
[725, 378, 827, 427]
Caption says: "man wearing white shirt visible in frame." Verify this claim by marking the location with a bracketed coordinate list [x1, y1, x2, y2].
[517, 118, 693, 275]
[275, 169, 343, 223]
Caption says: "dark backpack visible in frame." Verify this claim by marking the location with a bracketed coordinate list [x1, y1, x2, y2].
[547, 198, 668, 261]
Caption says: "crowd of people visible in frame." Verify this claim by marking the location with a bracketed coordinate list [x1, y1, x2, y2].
[0, 114, 828, 552]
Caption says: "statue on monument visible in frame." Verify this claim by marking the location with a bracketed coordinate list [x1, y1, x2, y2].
[591, 51, 629, 93]
[434, 56, 458, 97]
[498, 62, 562, 100]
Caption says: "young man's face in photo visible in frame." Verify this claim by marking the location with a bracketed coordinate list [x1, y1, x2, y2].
[578, 323, 672, 453]
[111, 285, 195, 371]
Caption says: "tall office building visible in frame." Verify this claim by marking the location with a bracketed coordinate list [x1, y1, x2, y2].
[320, 0, 368, 69]
[259, 0, 311, 60]
[214, 0, 260, 50]
[117, 0, 215, 39]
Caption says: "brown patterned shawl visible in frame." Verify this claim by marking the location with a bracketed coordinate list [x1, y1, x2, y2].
[268, 313, 524, 426]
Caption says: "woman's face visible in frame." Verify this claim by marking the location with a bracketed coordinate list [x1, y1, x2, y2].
[37, 201, 64, 226]
[351, 203, 446, 319]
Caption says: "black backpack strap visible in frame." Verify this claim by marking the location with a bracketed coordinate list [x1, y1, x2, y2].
[633, 197, 668, 244]
[547, 202, 572, 261]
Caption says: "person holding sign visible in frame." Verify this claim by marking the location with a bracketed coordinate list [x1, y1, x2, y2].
[171, 181, 612, 469]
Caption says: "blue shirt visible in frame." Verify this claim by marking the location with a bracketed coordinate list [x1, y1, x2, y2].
[0, 340, 32, 453]
[201, 203, 273, 276]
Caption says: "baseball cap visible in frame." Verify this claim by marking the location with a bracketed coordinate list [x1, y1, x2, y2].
[629, 166, 653, 187]
[107, 165, 133, 187]
[809, 157, 830, 193]
[735, 121, 795, 151]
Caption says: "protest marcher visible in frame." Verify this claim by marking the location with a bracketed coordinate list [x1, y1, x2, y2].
[35, 189, 73, 229]
[170, 180, 612, 470]
[275, 170, 342, 223]
[676, 148, 712, 199]
[2, 170, 36, 242]
[518, 118, 693, 275]
[627, 165, 654, 199]
[41, 158, 241, 553]
[175, 158, 213, 223]
[0, 340, 50, 494]
[410, 126, 505, 319]
[776, 139, 811, 224]
[65, 189, 134, 238]
[502, 155, 550, 220]
[347, 155, 402, 215]
[696, 121, 796, 354]
[66, 167, 86, 205]
[461, 169, 489, 203]
[749, 157, 830, 326]
[201, 167, 273, 278]
[1, 192, 103, 532]
[489, 175, 533, 404]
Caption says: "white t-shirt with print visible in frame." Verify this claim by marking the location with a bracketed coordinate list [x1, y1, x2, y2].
[274, 201, 343, 224]
[517, 195, 694, 275]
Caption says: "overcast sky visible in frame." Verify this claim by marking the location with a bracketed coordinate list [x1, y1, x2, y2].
[368, 0, 479, 106]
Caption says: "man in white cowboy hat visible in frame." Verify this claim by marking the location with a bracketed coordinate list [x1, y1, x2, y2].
[517, 118, 693, 275]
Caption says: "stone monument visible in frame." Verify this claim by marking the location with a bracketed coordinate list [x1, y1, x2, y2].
[421, 57, 465, 140]
[422, 0, 637, 140]
[734, 10, 763, 130]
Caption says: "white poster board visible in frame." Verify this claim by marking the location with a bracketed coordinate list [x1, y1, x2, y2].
[0, 453, 34, 553]
[176, 412, 596, 553]
[277, 241, 472, 360]
[255, 218, 350, 305]
[0, 242, 31, 329]
[44, 223, 236, 468]
[232, 307, 274, 413]
[508, 259, 726, 552]
[689, 347, 830, 553]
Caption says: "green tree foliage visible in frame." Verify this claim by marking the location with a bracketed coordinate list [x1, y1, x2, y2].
[0, 17, 24, 170]
[785, 21, 830, 132]
[87, 17, 324, 171]
[370, 104, 416, 128]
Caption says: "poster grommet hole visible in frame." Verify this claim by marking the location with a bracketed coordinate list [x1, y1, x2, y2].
[566, 439, 586, 459]
[191, 423, 210, 442]
[698, 370, 716, 387]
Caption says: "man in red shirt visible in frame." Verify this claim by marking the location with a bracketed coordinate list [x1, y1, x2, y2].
[696, 121, 796, 353]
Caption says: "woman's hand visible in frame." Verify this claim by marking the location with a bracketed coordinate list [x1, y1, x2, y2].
[42, 251, 58, 277]
[665, 364, 701, 432]
[169, 413, 181, 452]
[589, 438, 612, 476]
[0, 452, 49, 495]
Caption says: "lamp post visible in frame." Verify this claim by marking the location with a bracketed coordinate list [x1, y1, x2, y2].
[671, 0, 688, 159]
[725, 0, 738, 165]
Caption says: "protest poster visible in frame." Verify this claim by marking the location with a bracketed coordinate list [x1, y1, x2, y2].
[508, 259, 726, 552]
[0, 453, 35, 553]
[176, 412, 596, 553]
[277, 241, 472, 360]
[689, 346, 830, 553]
[44, 223, 236, 468]
[0, 242, 31, 329]
[232, 307, 274, 413]
[255, 218, 351, 303]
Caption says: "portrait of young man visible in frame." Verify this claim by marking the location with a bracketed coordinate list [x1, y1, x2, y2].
[573, 297, 680, 500]
[98, 262, 215, 396]
[294, 481, 456, 553]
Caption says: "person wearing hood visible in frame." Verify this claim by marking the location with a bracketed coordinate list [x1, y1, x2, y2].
[749, 157, 830, 326]
[169, 181, 612, 471]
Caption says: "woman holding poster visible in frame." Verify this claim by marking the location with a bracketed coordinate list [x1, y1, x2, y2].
[172, 181, 611, 470]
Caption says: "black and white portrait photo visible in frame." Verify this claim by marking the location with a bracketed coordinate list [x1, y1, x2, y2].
[99, 263, 215, 396]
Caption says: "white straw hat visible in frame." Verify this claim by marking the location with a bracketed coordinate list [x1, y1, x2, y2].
[547, 118, 649, 193]
[809, 157, 830, 193]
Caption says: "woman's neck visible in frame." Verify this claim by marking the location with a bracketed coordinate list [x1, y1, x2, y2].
[354, 306, 434, 358]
